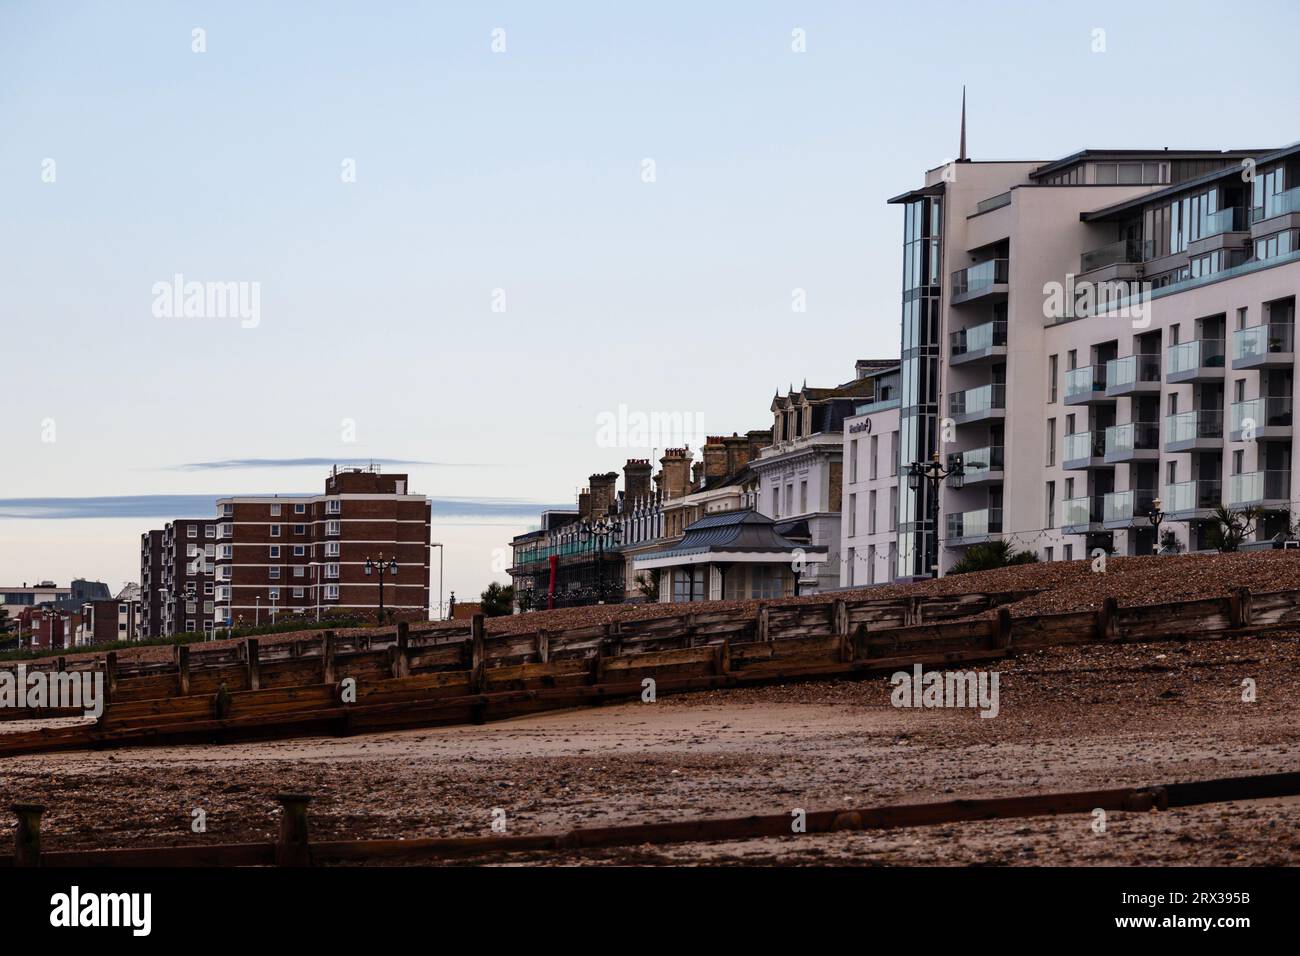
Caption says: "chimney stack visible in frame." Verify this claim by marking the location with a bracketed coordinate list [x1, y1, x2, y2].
[702, 436, 728, 481]
[746, 428, 774, 462]
[577, 488, 591, 519]
[658, 448, 692, 499]
[623, 459, 653, 503]
[722, 433, 750, 475]
[588, 472, 619, 517]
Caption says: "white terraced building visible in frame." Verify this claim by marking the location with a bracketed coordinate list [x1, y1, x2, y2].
[845, 139, 1300, 581]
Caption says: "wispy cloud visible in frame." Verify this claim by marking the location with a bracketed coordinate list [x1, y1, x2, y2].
[0, 495, 566, 521]
[165, 457, 494, 471]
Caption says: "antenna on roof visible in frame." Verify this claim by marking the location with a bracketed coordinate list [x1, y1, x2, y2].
[959, 85, 968, 161]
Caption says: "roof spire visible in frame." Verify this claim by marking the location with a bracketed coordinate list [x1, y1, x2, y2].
[958, 85, 967, 161]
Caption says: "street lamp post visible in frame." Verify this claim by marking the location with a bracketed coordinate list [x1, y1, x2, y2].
[907, 451, 964, 578]
[1146, 497, 1165, 555]
[579, 517, 622, 604]
[365, 553, 398, 624]
[431, 542, 444, 621]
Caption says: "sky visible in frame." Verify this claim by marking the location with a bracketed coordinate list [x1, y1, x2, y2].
[1, 0, 1298, 609]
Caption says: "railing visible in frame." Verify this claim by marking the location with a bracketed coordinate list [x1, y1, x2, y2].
[1252, 186, 1300, 223]
[1233, 323, 1294, 361]
[1064, 364, 1108, 400]
[946, 508, 1003, 540]
[1106, 353, 1161, 390]
[1063, 495, 1104, 528]
[948, 383, 1006, 417]
[950, 319, 1008, 356]
[975, 191, 1012, 214]
[951, 258, 1009, 297]
[1080, 237, 1153, 273]
[1203, 206, 1248, 237]
[1167, 339, 1226, 375]
[1105, 422, 1160, 457]
[1229, 470, 1291, 506]
[951, 445, 1004, 477]
[1165, 479, 1222, 514]
[1231, 396, 1294, 434]
[1103, 488, 1158, 524]
[1166, 409, 1224, 444]
[1064, 431, 1106, 462]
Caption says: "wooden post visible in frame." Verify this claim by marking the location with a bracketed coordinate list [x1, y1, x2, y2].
[757, 605, 770, 643]
[715, 640, 731, 676]
[469, 614, 485, 693]
[386, 644, 403, 679]
[322, 631, 336, 684]
[535, 630, 550, 664]
[396, 621, 410, 677]
[56, 656, 66, 673]
[175, 645, 190, 696]
[104, 652, 117, 702]
[1229, 587, 1252, 629]
[246, 638, 260, 691]
[833, 599, 850, 662]
[274, 793, 312, 867]
[992, 607, 1013, 650]
[10, 803, 44, 867]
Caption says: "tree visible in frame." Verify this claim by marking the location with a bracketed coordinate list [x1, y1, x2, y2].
[948, 540, 1039, 575]
[635, 571, 659, 602]
[1206, 505, 1262, 552]
[480, 582, 515, 617]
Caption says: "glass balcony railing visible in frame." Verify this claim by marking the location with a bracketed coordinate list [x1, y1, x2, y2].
[948, 383, 1006, 417]
[1165, 409, 1224, 445]
[1203, 206, 1248, 237]
[1064, 431, 1106, 462]
[1252, 186, 1300, 223]
[947, 507, 1003, 539]
[951, 258, 1009, 297]
[1105, 422, 1160, 457]
[1080, 237, 1153, 273]
[1232, 323, 1294, 361]
[1228, 470, 1290, 505]
[951, 445, 1004, 477]
[1165, 479, 1222, 514]
[1106, 353, 1161, 390]
[975, 191, 1012, 214]
[950, 319, 1008, 356]
[1104, 488, 1158, 524]
[1063, 495, 1104, 528]
[1167, 339, 1226, 375]
[1064, 364, 1108, 400]
[1231, 396, 1294, 434]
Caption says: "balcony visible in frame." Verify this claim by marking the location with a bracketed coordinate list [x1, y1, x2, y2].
[1228, 470, 1290, 509]
[1062, 495, 1105, 534]
[1079, 238, 1153, 279]
[1201, 206, 1249, 239]
[1230, 396, 1293, 442]
[946, 507, 1003, 545]
[1063, 431, 1108, 470]
[1105, 354, 1162, 397]
[1231, 323, 1294, 369]
[1164, 479, 1222, 521]
[1165, 409, 1224, 452]
[1104, 422, 1160, 464]
[1103, 488, 1159, 529]
[1251, 186, 1300, 225]
[950, 258, 1008, 305]
[1064, 365, 1110, 405]
[948, 383, 1006, 424]
[949, 319, 1008, 366]
[948, 445, 1003, 487]
[1166, 339, 1226, 384]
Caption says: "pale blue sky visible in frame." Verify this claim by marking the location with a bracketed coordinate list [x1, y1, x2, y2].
[2, 0, 1297, 603]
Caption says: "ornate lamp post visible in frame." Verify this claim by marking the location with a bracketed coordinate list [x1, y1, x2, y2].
[364, 553, 398, 623]
[1146, 497, 1165, 555]
[907, 451, 964, 578]
[579, 517, 622, 604]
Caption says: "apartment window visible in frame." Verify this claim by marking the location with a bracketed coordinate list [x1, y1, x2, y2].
[889, 431, 899, 476]
[294, 566, 305, 578]
[1045, 547, 1054, 562]
[187, 544, 199, 558]
[1235, 379, 1246, 402]
[325, 563, 340, 579]
[270, 525, 281, 537]
[1048, 355, 1058, 403]
[205, 526, 215, 539]
[326, 520, 341, 536]
[888, 486, 898, 532]
[326, 499, 341, 515]
[1166, 461, 1177, 485]
[848, 493, 857, 536]
[325, 541, 340, 557]
[771, 487, 780, 518]
[799, 480, 808, 513]
[1236, 307, 1249, 331]
[1063, 544, 1073, 561]
[268, 589, 280, 603]
[270, 545, 280, 558]
[186, 601, 196, 614]
[325, 585, 340, 601]
[293, 524, 306, 535]
[869, 490, 878, 534]
[870, 435, 879, 480]
[1066, 350, 1077, 371]
[205, 544, 215, 557]
[269, 566, 281, 580]
[222, 504, 233, 517]
[294, 503, 306, 514]
[294, 545, 305, 556]
[186, 620, 195, 632]
[204, 583, 213, 595]
[293, 587, 305, 599]
[850, 439, 859, 483]
[187, 526, 197, 538]
[203, 601, 213, 614]
[1233, 450, 1244, 474]
[784, 485, 793, 516]
[1047, 418, 1056, 467]
[1168, 393, 1178, 416]
[846, 547, 856, 586]
[270, 504, 281, 516]
[1046, 481, 1056, 529]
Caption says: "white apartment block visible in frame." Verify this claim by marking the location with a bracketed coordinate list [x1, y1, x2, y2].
[845, 140, 1300, 581]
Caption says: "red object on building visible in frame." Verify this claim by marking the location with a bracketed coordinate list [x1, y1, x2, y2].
[547, 555, 558, 610]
